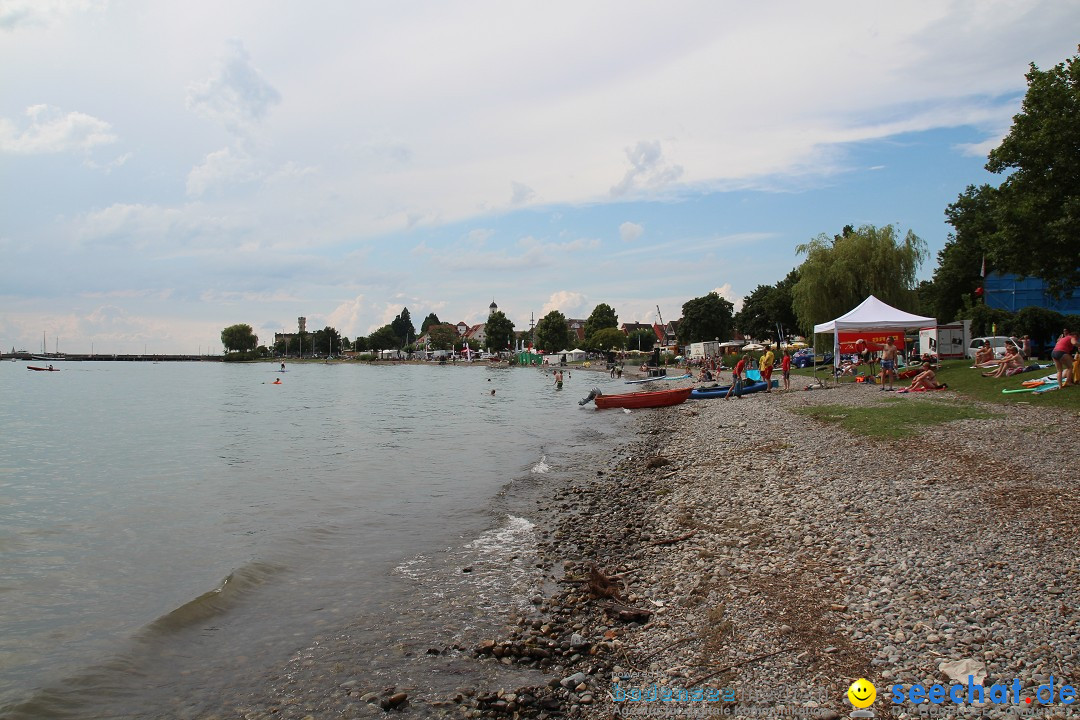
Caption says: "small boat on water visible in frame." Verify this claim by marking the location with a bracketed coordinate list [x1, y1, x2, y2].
[27, 366, 60, 372]
[582, 386, 693, 410]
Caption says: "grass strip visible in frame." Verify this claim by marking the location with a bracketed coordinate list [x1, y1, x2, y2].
[794, 400, 997, 439]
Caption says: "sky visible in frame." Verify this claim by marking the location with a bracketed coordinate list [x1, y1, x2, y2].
[2, 1, 1079, 354]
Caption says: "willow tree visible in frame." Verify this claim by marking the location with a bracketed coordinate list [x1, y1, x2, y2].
[791, 224, 928, 333]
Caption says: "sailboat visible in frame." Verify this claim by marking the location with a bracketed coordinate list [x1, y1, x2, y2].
[32, 332, 66, 361]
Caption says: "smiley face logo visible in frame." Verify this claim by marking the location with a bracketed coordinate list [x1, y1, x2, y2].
[847, 678, 876, 708]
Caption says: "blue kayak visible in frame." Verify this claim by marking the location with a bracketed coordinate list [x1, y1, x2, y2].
[690, 380, 777, 399]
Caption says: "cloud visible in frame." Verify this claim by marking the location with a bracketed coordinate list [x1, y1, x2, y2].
[619, 221, 643, 243]
[510, 181, 535, 205]
[0, 0, 102, 30]
[542, 291, 588, 317]
[713, 283, 743, 312]
[186, 147, 262, 197]
[0, 104, 116, 154]
[610, 140, 684, 197]
[186, 39, 281, 135]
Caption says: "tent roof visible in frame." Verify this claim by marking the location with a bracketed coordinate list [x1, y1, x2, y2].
[813, 295, 936, 333]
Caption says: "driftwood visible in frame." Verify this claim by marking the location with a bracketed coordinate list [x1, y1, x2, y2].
[587, 565, 623, 600]
[685, 648, 788, 687]
[646, 530, 698, 546]
[600, 601, 653, 623]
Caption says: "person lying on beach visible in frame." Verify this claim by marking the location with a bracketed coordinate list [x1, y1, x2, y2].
[907, 362, 944, 390]
[982, 346, 1024, 378]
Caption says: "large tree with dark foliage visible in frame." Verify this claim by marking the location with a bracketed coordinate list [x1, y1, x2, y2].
[980, 47, 1080, 297]
[677, 292, 735, 344]
[483, 310, 515, 351]
[736, 268, 800, 340]
[390, 308, 415, 346]
[221, 323, 257, 353]
[583, 303, 619, 347]
[420, 313, 441, 334]
[534, 310, 571, 353]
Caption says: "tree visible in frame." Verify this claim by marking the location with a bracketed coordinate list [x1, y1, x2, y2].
[982, 48, 1080, 297]
[353, 335, 370, 352]
[937, 185, 998, 322]
[583, 303, 619, 347]
[368, 325, 398, 351]
[534, 310, 571, 353]
[427, 324, 458, 351]
[420, 313, 441, 334]
[483, 310, 515, 351]
[589, 327, 626, 351]
[677, 292, 735, 344]
[311, 326, 341, 356]
[792, 224, 927, 333]
[390, 307, 415, 347]
[221, 323, 257, 353]
[626, 328, 656, 352]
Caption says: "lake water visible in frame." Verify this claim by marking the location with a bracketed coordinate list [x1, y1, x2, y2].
[0, 360, 633, 718]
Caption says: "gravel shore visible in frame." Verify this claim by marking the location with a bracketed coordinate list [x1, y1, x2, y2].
[492, 381, 1078, 720]
[203, 376, 1076, 720]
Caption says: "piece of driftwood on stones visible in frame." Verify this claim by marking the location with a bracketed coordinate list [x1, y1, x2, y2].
[646, 529, 698, 546]
[600, 601, 653, 623]
[587, 565, 623, 600]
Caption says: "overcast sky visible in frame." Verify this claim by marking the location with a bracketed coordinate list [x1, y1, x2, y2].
[2, 1, 1078, 354]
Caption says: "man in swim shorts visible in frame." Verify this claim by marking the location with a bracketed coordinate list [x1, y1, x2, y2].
[880, 337, 898, 391]
[759, 346, 774, 392]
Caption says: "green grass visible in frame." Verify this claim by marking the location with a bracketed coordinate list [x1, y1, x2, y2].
[930, 359, 1080, 408]
[789, 359, 1080, 409]
[794, 400, 998, 438]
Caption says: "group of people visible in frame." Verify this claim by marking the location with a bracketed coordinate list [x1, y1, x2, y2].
[706, 347, 794, 399]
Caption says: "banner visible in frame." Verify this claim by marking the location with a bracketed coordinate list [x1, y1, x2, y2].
[837, 331, 905, 354]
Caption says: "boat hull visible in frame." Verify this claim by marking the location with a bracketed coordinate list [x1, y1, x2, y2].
[593, 386, 692, 409]
[690, 380, 776, 399]
[27, 366, 60, 371]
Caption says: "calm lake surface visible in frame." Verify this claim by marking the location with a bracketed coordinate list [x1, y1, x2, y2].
[0, 361, 634, 718]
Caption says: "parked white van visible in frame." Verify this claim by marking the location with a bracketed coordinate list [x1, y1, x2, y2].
[966, 336, 1023, 360]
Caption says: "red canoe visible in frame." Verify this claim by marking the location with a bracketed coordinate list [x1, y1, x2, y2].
[593, 386, 692, 409]
[27, 366, 60, 371]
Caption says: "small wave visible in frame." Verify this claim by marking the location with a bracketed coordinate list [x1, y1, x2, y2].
[138, 560, 284, 639]
[466, 514, 536, 555]
[531, 455, 550, 474]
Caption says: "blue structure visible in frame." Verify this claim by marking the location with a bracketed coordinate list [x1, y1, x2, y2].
[984, 272, 1080, 313]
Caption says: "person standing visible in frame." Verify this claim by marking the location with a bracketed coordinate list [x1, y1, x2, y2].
[759, 346, 775, 392]
[725, 353, 749, 400]
[1051, 329, 1079, 388]
[879, 337, 898, 391]
[781, 350, 792, 392]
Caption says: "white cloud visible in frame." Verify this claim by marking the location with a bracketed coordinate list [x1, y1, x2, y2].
[510, 181, 535, 205]
[186, 39, 281, 136]
[714, 283, 742, 312]
[542, 291, 588, 317]
[0, 0, 103, 30]
[0, 104, 116, 154]
[619, 221, 644, 243]
[186, 147, 261, 197]
[610, 140, 684, 197]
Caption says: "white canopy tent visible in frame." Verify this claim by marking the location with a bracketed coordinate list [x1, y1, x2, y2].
[813, 295, 936, 372]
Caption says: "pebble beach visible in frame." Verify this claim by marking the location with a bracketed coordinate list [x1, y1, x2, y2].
[461, 378, 1078, 720]
[210, 373, 1078, 720]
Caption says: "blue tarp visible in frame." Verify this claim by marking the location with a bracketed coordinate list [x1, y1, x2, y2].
[984, 273, 1080, 313]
